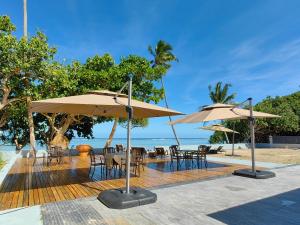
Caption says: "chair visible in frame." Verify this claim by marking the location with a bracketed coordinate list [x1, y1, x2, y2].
[116, 144, 124, 153]
[130, 147, 145, 176]
[103, 147, 121, 177]
[196, 145, 208, 169]
[89, 149, 105, 178]
[169, 145, 184, 169]
[209, 146, 223, 154]
[46, 145, 62, 166]
[103, 147, 115, 155]
[205, 146, 212, 154]
[155, 147, 167, 158]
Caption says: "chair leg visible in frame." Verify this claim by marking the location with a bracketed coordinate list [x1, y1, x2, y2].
[92, 166, 96, 178]
[88, 166, 91, 176]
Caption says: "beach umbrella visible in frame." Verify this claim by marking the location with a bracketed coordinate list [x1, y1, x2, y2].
[171, 103, 279, 123]
[32, 90, 181, 119]
[32, 75, 183, 208]
[199, 124, 239, 143]
[170, 100, 280, 178]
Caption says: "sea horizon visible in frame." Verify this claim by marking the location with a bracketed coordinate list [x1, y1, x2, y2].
[0, 137, 210, 151]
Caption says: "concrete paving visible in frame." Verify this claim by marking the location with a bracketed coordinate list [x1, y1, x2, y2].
[2, 165, 300, 225]
[207, 156, 288, 169]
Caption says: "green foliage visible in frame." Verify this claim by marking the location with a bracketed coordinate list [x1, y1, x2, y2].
[209, 91, 300, 143]
[119, 118, 149, 129]
[0, 15, 167, 147]
[148, 40, 178, 69]
[208, 82, 236, 104]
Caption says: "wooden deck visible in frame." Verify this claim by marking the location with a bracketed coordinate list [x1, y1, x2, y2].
[0, 156, 247, 210]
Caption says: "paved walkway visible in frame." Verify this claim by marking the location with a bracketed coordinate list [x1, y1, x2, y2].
[207, 156, 288, 169]
[2, 165, 300, 225]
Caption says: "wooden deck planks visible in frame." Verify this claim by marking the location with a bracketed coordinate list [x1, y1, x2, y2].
[0, 156, 247, 211]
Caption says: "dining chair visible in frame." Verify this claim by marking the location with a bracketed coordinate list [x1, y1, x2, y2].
[169, 145, 184, 170]
[89, 149, 105, 178]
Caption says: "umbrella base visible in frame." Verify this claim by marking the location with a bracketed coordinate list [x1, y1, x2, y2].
[233, 169, 276, 179]
[97, 187, 157, 209]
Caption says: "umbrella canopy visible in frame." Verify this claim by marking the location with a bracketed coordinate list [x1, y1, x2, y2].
[170, 103, 279, 124]
[31, 90, 183, 118]
[170, 101, 280, 178]
[199, 124, 239, 133]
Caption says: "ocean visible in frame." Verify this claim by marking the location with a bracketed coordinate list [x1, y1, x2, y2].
[0, 138, 209, 151]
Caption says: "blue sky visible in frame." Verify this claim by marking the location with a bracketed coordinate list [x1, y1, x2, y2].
[1, 0, 300, 139]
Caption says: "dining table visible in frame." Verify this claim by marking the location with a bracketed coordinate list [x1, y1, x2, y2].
[104, 152, 127, 170]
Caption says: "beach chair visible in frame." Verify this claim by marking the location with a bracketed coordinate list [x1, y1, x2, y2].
[207, 146, 223, 154]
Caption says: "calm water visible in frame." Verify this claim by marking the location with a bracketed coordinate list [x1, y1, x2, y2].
[0, 138, 209, 151]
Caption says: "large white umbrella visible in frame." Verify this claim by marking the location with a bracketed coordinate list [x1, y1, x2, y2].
[32, 75, 183, 208]
[171, 99, 280, 178]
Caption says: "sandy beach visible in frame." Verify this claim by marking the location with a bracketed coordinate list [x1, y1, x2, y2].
[214, 148, 300, 164]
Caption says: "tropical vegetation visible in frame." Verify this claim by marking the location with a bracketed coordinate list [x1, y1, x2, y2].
[209, 91, 300, 143]
[208, 82, 236, 104]
[148, 40, 180, 145]
[0, 15, 172, 150]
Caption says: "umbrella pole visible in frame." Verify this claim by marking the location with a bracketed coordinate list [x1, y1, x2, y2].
[233, 98, 275, 179]
[232, 123, 235, 156]
[249, 98, 256, 175]
[97, 74, 157, 208]
[224, 132, 229, 144]
[126, 74, 133, 194]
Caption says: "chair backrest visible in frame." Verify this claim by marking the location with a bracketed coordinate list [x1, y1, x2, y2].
[116, 144, 124, 152]
[155, 147, 165, 156]
[131, 147, 144, 162]
[206, 146, 211, 152]
[47, 145, 58, 155]
[198, 145, 207, 157]
[169, 145, 179, 156]
[103, 147, 115, 155]
[217, 146, 223, 151]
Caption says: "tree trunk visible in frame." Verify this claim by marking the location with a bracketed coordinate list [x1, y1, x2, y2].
[104, 118, 119, 148]
[27, 97, 36, 156]
[50, 132, 70, 149]
[160, 78, 180, 145]
[49, 115, 73, 149]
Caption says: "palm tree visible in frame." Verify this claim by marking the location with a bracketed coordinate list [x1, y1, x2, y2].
[208, 82, 236, 104]
[148, 40, 180, 145]
[208, 81, 236, 155]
